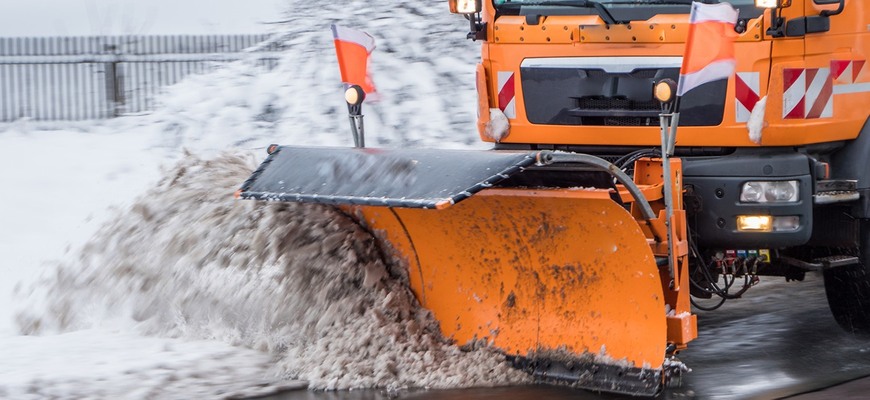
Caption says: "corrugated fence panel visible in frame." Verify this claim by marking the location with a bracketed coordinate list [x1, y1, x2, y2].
[0, 34, 283, 121]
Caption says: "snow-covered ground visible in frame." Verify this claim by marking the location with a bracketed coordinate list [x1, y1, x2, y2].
[0, 3, 520, 398]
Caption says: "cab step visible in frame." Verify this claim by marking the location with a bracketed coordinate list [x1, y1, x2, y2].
[815, 180, 859, 205]
[780, 255, 860, 271]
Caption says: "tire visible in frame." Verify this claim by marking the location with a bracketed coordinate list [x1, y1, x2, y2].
[823, 219, 870, 334]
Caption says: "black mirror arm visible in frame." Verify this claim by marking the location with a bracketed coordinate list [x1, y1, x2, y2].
[820, 0, 844, 17]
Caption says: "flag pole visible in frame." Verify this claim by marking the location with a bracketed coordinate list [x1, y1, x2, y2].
[659, 92, 679, 280]
[345, 85, 366, 148]
[658, 0, 738, 280]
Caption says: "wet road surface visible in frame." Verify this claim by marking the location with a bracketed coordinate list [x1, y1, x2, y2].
[259, 273, 870, 399]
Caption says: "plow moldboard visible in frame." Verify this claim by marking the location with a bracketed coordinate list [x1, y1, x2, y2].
[358, 188, 667, 370]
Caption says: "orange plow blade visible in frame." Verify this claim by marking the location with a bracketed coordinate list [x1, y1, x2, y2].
[240, 146, 677, 395]
[358, 189, 667, 394]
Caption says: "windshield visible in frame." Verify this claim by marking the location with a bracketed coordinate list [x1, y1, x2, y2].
[493, 0, 762, 20]
[495, 0, 755, 4]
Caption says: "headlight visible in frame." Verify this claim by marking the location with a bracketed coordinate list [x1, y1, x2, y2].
[755, 0, 780, 8]
[449, 0, 481, 14]
[741, 182, 764, 203]
[739, 180, 799, 203]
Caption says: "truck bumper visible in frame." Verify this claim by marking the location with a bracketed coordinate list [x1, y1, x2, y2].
[682, 151, 814, 248]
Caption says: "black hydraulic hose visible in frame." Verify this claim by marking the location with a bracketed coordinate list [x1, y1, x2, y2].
[613, 148, 660, 170]
[687, 226, 753, 311]
[691, 295, 727, 311]
[538, 151, 657, 220]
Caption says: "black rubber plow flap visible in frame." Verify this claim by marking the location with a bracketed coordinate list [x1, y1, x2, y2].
[239, 146, 540, 209]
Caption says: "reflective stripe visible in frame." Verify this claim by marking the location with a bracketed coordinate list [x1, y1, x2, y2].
[783, 68, 807, 119]
[735, 72, 760, 123]
[497, 71, 516, 119]
[782, 68, 833, 119]
[833, 82, 870, 94]
[832, 59, 865, 84]
[805, 68, 833, 119]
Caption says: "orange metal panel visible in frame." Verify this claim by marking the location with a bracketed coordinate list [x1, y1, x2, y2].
[358, 188, 668, 369]
[666, 313, 698, 348]
[493, 16, 587, 44]
[475, 62, 491, 138]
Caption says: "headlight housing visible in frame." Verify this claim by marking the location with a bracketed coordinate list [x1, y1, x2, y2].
[739, 180, 799, 203]
[755, 0, 780, 8]
[755, 0, 793, 8]
[449, 0, 481, 14]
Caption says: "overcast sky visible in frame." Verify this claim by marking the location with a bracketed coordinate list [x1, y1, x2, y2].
[0, 0, 284, 37]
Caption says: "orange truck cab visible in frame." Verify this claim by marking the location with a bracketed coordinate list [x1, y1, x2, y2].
[459, 0, 870, 331]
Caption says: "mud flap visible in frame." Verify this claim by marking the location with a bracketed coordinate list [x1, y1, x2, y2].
[239, 146, 668, 395]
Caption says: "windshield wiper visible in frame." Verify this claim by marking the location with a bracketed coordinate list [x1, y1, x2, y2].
[613, 0, 716, 3]
[508, 1, 619, 25]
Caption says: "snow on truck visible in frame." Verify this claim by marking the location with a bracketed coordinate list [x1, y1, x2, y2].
[237, 0, 868, 396]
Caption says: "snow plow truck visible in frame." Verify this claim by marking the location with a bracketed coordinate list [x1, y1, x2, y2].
[238, 0, 868, 396]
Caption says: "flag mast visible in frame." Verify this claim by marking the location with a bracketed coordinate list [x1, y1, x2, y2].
[658, 1, 739, 279]
[332, 24, 378, 148]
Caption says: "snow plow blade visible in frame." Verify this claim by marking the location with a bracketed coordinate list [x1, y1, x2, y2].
[239, 146, 671, 396]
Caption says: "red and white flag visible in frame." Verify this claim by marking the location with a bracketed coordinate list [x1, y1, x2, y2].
[676, 2, 739, 97]
[331, 24, 378, 100]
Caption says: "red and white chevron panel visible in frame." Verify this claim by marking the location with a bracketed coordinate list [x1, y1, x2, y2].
[783, 68, 832, 119]
[831, 59, 865, 84]
[735, 72, 760, 123]
[497, 71, 516, 119]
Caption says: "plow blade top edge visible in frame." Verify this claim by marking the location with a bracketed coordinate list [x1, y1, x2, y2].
[238, 146, 541, 209]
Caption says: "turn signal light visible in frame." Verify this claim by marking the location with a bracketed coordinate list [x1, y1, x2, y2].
[654, 79, 677, 103]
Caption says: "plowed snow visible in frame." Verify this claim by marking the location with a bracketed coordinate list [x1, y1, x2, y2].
[15, 152, 526, 391]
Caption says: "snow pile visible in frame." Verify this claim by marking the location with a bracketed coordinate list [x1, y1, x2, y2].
[15, 152, 527, 391]
[148, 1, 485, 153]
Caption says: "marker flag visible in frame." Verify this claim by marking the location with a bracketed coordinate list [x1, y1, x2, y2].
[331, 24, 378, 100]
[676, 2, 739, 97]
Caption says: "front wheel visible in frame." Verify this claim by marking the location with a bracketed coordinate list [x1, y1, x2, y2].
[823, 219, 870, 334]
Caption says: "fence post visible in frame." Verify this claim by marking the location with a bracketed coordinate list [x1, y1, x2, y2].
[103, 44, 124, 117]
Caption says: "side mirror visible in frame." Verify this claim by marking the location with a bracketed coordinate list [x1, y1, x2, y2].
[449, 0, 482, 14]
[813, 0, 844, 17]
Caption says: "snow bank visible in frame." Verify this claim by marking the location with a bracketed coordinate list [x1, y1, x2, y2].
[147, 2, 485, 153]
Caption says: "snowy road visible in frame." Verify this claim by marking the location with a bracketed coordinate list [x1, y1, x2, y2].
[258, 275, 870, 400]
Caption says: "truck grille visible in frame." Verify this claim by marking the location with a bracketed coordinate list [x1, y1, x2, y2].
[520, 63, 727, 127]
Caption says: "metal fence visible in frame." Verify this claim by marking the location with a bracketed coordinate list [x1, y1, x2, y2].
[0, 35, 284, 121]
